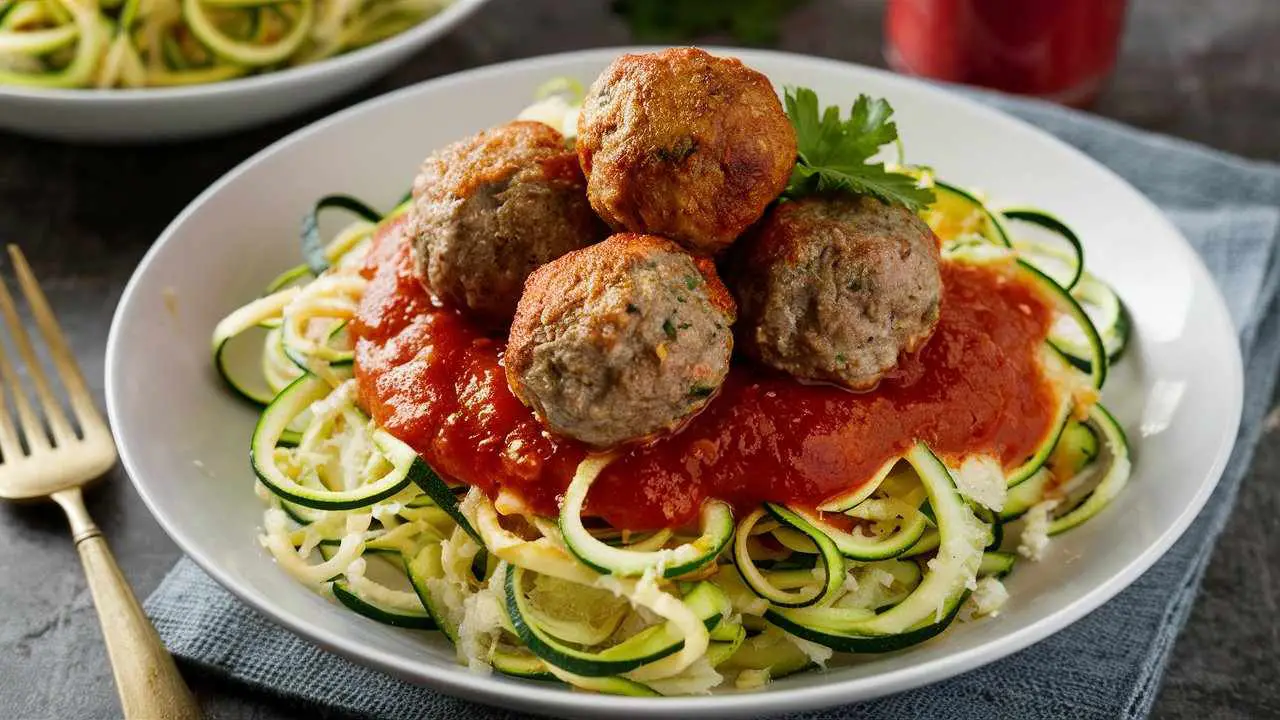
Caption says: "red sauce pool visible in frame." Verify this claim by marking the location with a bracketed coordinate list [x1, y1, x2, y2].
[353, 221, 1058, 530]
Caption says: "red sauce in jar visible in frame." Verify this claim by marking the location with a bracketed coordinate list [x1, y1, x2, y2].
[353, 220, 1058, 530]
[885, 0, 1127, 106]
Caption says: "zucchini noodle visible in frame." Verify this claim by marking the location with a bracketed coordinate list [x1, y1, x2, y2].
[208, 85, 1136, 695]
[0, 0, 453, 88]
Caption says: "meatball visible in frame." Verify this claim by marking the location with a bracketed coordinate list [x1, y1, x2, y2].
[732, 195, 942, 390]
[409, 120, 606, 326]
[576, 48, 797, 256]
[507, 233, 736, 448]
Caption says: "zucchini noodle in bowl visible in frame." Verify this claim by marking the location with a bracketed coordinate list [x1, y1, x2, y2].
[0, 0, 456, 88]
[210, 50, 1135, 696]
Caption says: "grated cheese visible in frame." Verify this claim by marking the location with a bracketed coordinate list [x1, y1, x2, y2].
[961, 577, 1009, 620]
[457, 583, 504, 674]
[426, 575, 467, 631]
[841, 572, 860, 594]
[1018, 499, 1060, 561]
[783, 631, 833, 668]
[951, 454, 1007, 512]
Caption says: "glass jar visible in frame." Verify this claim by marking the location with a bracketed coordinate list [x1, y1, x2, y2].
[884, 0, 1128, 107]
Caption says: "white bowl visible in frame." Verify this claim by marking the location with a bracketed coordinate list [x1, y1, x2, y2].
[0, 0, 488, 142]
[106, 48, 1243, 718]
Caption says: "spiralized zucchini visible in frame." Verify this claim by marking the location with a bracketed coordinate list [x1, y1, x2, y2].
[211, 95, 1135, 694]
[0, 0, 453, 88]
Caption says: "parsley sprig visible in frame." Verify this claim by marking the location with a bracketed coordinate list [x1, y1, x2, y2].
[783, 87, 935, 212]
[611, 0, 808, 45]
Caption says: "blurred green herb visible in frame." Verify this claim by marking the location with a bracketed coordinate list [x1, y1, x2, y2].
[611, 0, 808, 45]
[784, 87, 935, 211]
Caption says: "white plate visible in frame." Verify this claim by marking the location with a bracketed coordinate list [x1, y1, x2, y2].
[0, 0, 488, 142]
[105, 48, 1243, 718]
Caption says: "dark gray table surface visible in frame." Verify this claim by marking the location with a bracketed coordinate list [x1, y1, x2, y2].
[1, 1, 1277, 718]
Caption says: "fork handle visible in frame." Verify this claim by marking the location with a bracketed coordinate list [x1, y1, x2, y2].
[53, 488, 201, 720]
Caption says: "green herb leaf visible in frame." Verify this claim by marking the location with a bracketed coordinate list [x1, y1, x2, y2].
[783, 87, 935, 212]
[612, 0, 808, 45]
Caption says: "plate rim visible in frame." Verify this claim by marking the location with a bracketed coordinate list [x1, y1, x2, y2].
[106, 46, 1245, 717]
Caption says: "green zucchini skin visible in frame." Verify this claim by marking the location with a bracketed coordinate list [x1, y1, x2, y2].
[558, 458, 734, 579]
[560, 675, 661, 697]
[978, 551, 1017, 579]
[263, 264, 315, 294]
[331, 581, 435, 630]
[1005, 378, 1073, 489]
[404, 545, 460, 645]
[928, 180, 1012, 247]
[1048, 404, 1131, 534]
[1001, 468, 1053, 521]
[787, 502, 928, 561]
[503, 563, 725, 678]
[1057, 278, 1130, 374]
[489, 649, 557, 681]
[250, 374, 412, 510]
[765, 591, 970, 654]
[1016, 258, 1107, 389]
[300, 194, 383, 275]
[733, 504, 846, 610]
[1001, 207, 1085, 290]
[409, 461, 481, 543]
[1000, 402, 1130, 530]
[762, 443, 987, 652]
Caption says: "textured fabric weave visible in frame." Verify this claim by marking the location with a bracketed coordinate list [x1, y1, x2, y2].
[145, 90, 1280, 719]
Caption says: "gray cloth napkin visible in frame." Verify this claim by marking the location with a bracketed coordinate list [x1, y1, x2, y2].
[144, 91, 1280, 719]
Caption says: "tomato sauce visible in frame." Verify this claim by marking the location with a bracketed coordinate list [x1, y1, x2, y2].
[353, 221, 1058, 530]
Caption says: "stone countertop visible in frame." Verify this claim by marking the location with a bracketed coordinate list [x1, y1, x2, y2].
[0, 0, 1276, 717]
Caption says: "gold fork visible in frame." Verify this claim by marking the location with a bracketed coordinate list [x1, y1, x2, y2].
[0, 246, 199, 719]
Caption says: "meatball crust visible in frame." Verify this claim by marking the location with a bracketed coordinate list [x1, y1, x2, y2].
[409, 120, 605, 326]
[507, 233, 736, 448]
[732, 195, 942, 390]
[576, 48, 797, 256]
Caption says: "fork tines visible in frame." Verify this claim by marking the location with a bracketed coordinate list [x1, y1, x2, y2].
[0, 246, 105, 459]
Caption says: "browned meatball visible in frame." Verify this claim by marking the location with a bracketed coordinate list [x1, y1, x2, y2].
[409, 120, 606, 326]
[576, 48, 797, 256]
[507, 233, 736, 448]
[732, 195, 942, 390]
